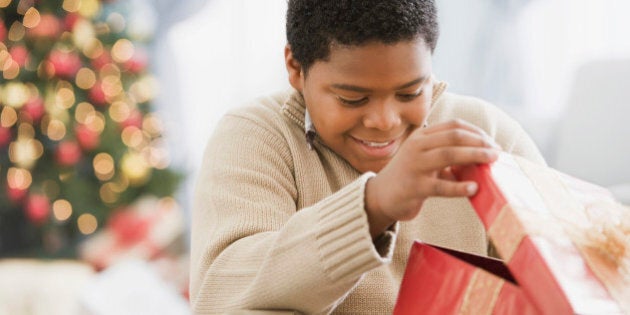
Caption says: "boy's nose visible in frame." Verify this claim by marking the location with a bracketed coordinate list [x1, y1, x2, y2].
[362, 103, 401, 131]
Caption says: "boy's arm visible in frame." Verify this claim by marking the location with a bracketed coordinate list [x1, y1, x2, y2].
[189, 114, 392, 314]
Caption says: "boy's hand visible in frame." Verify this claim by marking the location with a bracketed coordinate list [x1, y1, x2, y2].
[364, 119, 500, 239]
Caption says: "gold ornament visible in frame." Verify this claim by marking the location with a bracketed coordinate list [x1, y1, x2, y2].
[72, 19, 96, 49]
[120, 152, 151, 186]
[9, 137, 44, 169]
[2, 82, 29, 108]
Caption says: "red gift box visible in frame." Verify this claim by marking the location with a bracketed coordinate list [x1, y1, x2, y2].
[394, 241, 538, 315]
[79, 197, 185, 270]
[452, 153, 630, 314]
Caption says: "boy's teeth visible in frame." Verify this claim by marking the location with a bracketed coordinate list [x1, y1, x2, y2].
[362, 140, 390, 147]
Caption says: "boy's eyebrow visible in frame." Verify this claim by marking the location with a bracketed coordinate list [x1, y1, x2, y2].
[331, 75, 429, 93]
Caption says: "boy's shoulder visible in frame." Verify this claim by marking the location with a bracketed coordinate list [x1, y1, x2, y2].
[217, 89, 300, 134]
[226, 89, 295, 121]
[429, 91, 506, 124]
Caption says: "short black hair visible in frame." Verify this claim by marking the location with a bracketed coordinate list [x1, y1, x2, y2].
[286, 0, 439, 72]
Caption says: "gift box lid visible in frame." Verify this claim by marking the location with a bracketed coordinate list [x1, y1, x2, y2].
[455, 153, 630, 314]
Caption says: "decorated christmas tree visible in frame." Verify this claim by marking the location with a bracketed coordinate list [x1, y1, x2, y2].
[0, 0, 182, 258]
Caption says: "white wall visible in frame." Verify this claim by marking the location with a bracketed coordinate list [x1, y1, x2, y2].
[167, 0, 289, 176]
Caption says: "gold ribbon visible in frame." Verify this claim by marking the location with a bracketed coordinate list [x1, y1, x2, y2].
[460, 268, 505, 315]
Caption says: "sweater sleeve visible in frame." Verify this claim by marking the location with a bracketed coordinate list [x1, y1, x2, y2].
[189, 113, 392, 314]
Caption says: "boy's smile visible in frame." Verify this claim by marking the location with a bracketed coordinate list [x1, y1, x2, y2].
[287, 38, 434, 173]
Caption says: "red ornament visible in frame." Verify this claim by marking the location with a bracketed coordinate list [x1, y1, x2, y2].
[63, 13, 81, 31]
[0, 19, 6, 42]
[91, 51, 112, 70]
[88, 82, 107, 106]
[47, 50, 82, 79]
[108, 209, 150, 246]
[9, 46, 29, 67]
[27, 14, 61, 39]
[75, 124, 100, 150]
[124, 49, 148, 74]
[55, 141, 83, 166]
[25, 194, 51, 226]
[0, 126, 11, 148]
[121, 109, 144, 129]
[7, 186, 27, 204]
[22, 97, 46, 122]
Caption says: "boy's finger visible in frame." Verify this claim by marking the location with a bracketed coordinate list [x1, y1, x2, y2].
[421, 119, 487, 137]
[412, 129, 499, 151]
[418, 178, 479, 197]
[418, 147, 499, 171]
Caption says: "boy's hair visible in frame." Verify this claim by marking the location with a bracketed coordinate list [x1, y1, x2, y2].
[286, 0, 439, 73]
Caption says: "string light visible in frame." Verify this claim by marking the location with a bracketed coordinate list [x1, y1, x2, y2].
[22, 7, 41, 29]
[2, 59, 20, 79]
[55, 87, 76, 109]
[93, 153, 115, 181]
[53, 199, 73, 221]
[111, 39, 134, 63]
[121, 152, 151, 185]
[83, 38, 104, 59]
[2, 82, 29, 108]
[99, 63, 120, 78]
[111, 176, 129, 193]
[99, 183, 118, 203]
[62, 0, 81, 13]
[1, 106, 18, 128]
[72, 19, 96, 49]
[144, 145, 170, 169]
[84, 111, 105, 133]
[0, 48, 9, 66]
[9, 137, 44, 169]
[121, 126, 144, 148]
[109, 101, 131, 122]
[46, 119, 67, 141]
[102, 75, 123, 98]
[142, 114, 163, 137]
[16, 0, 32, 15]
[129, 76, 157, 103]
[78, 0, 100, 18]
[18, 122, 35, 138]
[8, 21, 25, 42]
[77, 213, 98, 235]
[75, 102, 95, 124]
[76, 67, 97, 89]
[7, 167, 32, 190]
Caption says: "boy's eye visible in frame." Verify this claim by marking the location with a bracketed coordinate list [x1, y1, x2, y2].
[337, 96, 368, 106]
[397, 90, 423, 102]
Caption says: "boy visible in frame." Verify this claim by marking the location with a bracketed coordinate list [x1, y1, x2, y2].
[190, 0, 545, 313]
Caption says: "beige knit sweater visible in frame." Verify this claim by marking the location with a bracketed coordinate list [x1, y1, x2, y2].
[190, 83, 545, 314]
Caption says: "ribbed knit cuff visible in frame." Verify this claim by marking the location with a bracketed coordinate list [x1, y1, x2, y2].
[314, 172, 396, 283]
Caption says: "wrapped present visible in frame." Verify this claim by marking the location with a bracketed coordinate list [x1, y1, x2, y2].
[452, 153, 630, 314]
[79, 197, 185, 270]
[394, 241, 538, 315]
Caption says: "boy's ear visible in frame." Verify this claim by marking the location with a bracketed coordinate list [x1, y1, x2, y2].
[285, 44, 304, 92]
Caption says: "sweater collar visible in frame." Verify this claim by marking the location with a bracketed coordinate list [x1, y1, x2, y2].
[282, 78, 448, 149]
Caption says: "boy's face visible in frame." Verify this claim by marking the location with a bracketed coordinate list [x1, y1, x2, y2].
[288, 39, 433, 173]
